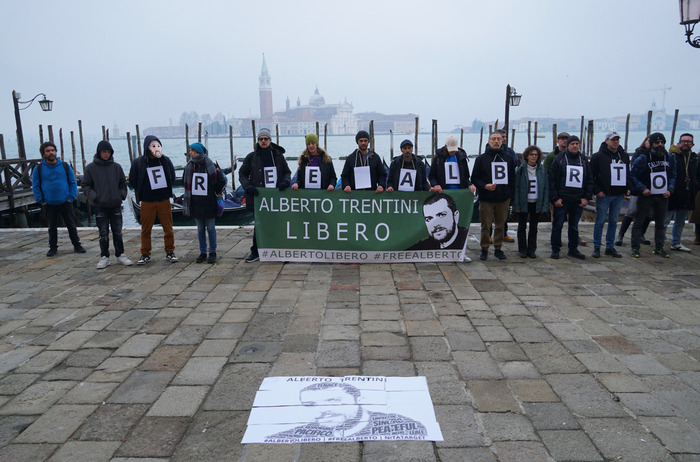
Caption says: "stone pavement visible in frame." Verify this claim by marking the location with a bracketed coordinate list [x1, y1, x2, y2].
[0, 224, 699, 462]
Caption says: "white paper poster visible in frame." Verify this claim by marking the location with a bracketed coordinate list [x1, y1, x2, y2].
[192, 173, 208, 196]
[305, 166, 321, 189]
[491, 162, 508, 185]
[264, 167, 277, 188]
[241, 376, 443, 444]
[444, 162, 460, 185]
[651, 171, 668, 194]
[398, 169, 417, 191]
[147, 166, 167, 190]
[610, 163, 627, 187]
[354, 166, 371, 190]
[565, 165, 584, 188]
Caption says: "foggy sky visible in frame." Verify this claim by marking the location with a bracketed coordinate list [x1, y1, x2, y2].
[2, 0, 699, 145]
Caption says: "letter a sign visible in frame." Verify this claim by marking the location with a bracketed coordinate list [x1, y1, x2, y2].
[492, 162, 508, 185]
[192, 173, 208, 196]
[398, 169, 417, 191]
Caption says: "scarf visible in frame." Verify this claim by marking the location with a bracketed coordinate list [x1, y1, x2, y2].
[183, 153, 218, 217]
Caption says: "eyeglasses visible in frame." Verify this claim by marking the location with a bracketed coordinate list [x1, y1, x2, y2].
[258, 137, 270, 141]
[679, 140, 693, 144]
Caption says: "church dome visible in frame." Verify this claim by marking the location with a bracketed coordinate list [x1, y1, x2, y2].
[309, 87, 325, 107]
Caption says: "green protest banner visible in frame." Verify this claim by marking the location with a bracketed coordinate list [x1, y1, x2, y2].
[254, 189, 474, 263]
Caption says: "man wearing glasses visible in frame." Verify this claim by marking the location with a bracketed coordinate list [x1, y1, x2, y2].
[629, 132, 677, 258]
[239, 128, 291, 262]
[665, 133, 699, 252]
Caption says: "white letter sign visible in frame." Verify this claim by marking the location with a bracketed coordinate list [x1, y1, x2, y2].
[565, 166, 583, 188]
[305, 166, 321, 189]
[147, 166, 167, 190]
[398, 169, 417, 191]
[444, 162, 460, 185]
[650, 171, 667, 194]
[192, 173, 208, 196]
[264, 167, 277, 188]
[492, 162, 508, 185]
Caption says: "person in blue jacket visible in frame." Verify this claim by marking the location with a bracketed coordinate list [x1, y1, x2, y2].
[513, 145, 548, 258]
[32, 141, 85, 257]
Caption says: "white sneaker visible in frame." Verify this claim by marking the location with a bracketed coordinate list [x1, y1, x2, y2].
[462, 255, 473, 263]
[96, 256, 110, 269]
[117, 255, 134, 265]
[671, 244, 692, 252]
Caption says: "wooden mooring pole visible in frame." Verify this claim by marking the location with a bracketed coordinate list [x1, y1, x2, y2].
[78, 120, 86, 173]
[671, 109, 680, 145]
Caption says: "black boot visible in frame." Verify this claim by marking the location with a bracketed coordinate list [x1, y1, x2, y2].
[616, 216, 633, 246]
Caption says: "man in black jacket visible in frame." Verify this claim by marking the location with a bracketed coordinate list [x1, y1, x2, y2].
[341, 130, 386, 193]
[83, 140, 132, 269]
[129, 135, 178, 264]
[471, 132, 515, 260]
[665, 133, 699, 252]
[590, 132, 629, 258]
[386, 139, 430, 192]
[239, 128, 291, 262]
[549, 136, 593, 260]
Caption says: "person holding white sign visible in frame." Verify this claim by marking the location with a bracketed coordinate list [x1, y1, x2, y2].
[341, 130, 386, 193]
[182, 143, 226, 264]
[512, 146, 548, 259]
[629, 132, 677, 258]
[387, 139, 430, 192]
[548, 135, 593, 260]
[590, 131, 630, 259]
[471, 132, 515, 261]
[291, 134, 337, 191]
[239, 128, 291, 262]
[428, 136, 476, 195]
[128, 135, 178, 264]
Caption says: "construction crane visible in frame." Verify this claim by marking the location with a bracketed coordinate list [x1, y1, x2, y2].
[645, 84, 672, 110]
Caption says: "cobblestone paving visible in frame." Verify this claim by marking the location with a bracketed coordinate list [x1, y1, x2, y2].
[0, 224, 699, 461]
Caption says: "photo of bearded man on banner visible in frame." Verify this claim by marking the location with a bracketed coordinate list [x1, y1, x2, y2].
[408, 192, 469, 251]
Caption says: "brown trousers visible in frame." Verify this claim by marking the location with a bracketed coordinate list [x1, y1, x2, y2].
[140, 199, 175, 255]
[480, 199, 511, 250]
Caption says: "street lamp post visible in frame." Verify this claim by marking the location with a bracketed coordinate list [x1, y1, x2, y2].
[503, 84, 522, 141]
[12, 90, 53, 159]
[679, 0, 700, 48]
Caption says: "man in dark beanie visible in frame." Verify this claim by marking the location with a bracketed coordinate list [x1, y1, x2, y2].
[629, 132, 676, 258]
[239, 127, 291, 262]
[548, 135, 593, 259]
[386, 139, 430, 192]
[341, 130, 386, 193]
[129, 135, 178, 264]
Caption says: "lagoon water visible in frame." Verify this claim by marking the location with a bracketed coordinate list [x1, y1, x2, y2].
[7, 129, 698, 227]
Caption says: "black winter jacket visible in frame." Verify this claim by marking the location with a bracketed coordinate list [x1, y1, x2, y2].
[83, 142, 128, 208]
[549, 150, 593, 203]
[429, 147, 472, 190]
[668, 149, 699, 210]
[470, 147, 515, 202]
[239, 142, 291, 210]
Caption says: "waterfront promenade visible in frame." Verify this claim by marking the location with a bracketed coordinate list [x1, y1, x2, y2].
[1, 224, 699, 461]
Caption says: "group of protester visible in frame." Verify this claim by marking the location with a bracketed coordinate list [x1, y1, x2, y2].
[31, 127, 699, 266]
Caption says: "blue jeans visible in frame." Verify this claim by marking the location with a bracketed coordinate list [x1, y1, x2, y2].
[593, 195, 624, 249]
[551, 199, 584, 252]
[195, 217, 217, 253]
[664, 209, 687, 246]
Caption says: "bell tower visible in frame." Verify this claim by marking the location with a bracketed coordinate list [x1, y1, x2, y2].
[259, 54, 273, 121]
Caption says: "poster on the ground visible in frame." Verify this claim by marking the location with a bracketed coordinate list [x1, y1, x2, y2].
[241, 376, 444, 444]
[254, 189, 474, 263]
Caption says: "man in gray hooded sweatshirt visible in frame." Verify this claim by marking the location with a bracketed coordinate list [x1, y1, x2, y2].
[82, 140, 133, 268]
